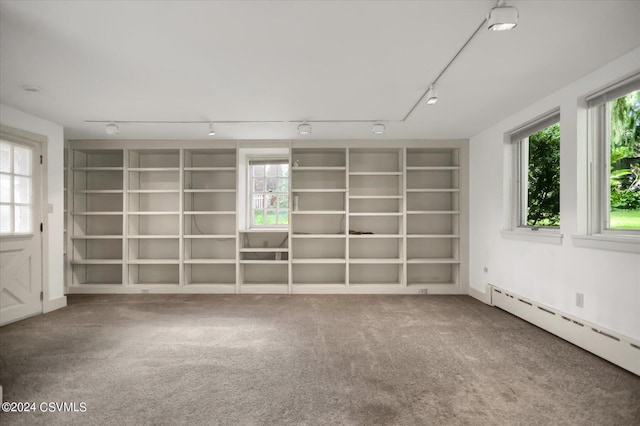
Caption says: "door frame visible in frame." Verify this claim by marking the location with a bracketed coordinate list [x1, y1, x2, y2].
[0, 124, 48, 324]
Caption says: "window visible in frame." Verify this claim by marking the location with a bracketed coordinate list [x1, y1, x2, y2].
[249, 159, 289, 227]
[588, 73, 640, 233]
[510, 110, 561, 230]
[0, 140, 34, 234]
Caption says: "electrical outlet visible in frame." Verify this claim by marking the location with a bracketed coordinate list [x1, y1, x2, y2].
[483, 267, 488, 273]
[576, 292, 584, 308]
[418, 289, 428, 295]
[48, 203, 53, 213]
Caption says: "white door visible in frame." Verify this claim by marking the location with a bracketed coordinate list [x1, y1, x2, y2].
[0, 139, 42, 325]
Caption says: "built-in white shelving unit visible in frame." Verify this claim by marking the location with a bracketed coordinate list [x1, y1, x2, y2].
[66, 141, 467, 294]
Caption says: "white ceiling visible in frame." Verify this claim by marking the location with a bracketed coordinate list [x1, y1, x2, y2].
[0, 0, 638, 140]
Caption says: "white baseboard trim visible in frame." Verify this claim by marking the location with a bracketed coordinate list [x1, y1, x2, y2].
[467, 286, 491, 304]
[43, 296, 67, 313]
[489, 285, 640, 376]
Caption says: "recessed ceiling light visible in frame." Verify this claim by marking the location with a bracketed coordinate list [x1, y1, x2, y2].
[105, 122, 119, 135]
[21, 84, 40, 93]
[371, 122, 386, 135]
[298, 122, 312, 135]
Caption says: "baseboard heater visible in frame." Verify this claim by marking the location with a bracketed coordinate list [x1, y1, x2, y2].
[489, 285, 640, 376]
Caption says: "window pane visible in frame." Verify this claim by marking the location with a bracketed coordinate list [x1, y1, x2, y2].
[14, 205, 31, 233]
[266, 194, 278, 209]
[608, 89, 640, 229]
[266, 178, 277, 192]
[265, 164, 278, 177]
[526, 123, 560, 226]
[253, 210, 264, 225]
[14, 176, 31, 204]
[253, 178, 264, 192]
[0, 142, 10, 173]
[278, 178, 289, 192]
[279, 164, 289, 177]
[277, 210, 289, 225]
[13, 145, 32, 176]
[253, 194, 264, 209]
[0, 205, 11, 233]
[265, 210, 277, 224]
[0, 174, 10, 203]
[252, 165, 264, 177]
[277, 195, 289, 209]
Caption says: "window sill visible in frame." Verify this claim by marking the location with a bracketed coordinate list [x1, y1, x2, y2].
[571, 234, 640, 254]
[500, 229, 563, 245]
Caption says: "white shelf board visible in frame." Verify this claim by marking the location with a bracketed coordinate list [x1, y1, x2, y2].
[406, 211, 461, 215]
[71, 259, 123, 265]
[71, 211, 122, 215]
[407, 234, 460, 238]
[349, 171, 402, 176]
[292, 166, 345, 171]
[407, 258, 460, 264]
[291, 188, 346, 193]
[240, 229, 289, 233]
[292, 258, 346, 264]
[127, 189, 180, 193]
[348, 234, 403, 238]
[128, 259, 181, 264]
[291, 234, 346, 238]
[72, 235, 123, 239]
[73, 190, 123, 194]
[239, 248, 289, 252]
[184, 259, 236, 264]
[239, 260, 289, 264]
[127, 211, 180, 215]
[184, 211, 236, 215]
[292, 211, 346, 215]
[349, 258, 402, 264]
[406, 166, 460, 171]
[72, 167, 123, 171]
[349, 195, 402, 199]
[128, 167, 180, 172]
[184, 167, 236, 171]
[128, 235, 180, 239]
[406, 188, 460, 193]
[184, 189, 236, 193]
[349, 212, 402, 216]
[184, 234, 236, 239]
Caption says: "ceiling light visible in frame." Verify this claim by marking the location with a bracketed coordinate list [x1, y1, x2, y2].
[426, 85, 438, 105]
[105, 122, 119, 135]
[487, 1, 518, 31]
[208, 122, 216, 136]
[371, 122, 385, 135]
[298, 122, 312, 135]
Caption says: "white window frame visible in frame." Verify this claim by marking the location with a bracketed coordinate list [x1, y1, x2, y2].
[575, 72, 640, 253]
[502, 109, 562, 244]
[0, 139, 35, 236]
[247, 157, 290, 229]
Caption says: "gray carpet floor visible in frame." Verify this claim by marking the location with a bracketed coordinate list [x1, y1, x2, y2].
[0, 295, 638, 426]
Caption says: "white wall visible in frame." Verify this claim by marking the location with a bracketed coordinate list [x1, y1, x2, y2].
[0, 104, 66, 309]
[469, 48, 640, 340]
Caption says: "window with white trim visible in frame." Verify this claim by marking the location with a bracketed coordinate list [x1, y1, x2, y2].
[0, 140, 34, 234]
[509, 110, 561, 230]
[587, 73, 640, 234]
[249, 159, 289, 227]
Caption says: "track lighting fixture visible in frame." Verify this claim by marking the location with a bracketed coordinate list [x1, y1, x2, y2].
[487, 0, 518, 31]
[208, 122, 216, 136]
[105, 122, 119, 135]
[426, 85, 438, 105]
[371, 122, 385, 135]
[298, 122, 312, 135]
